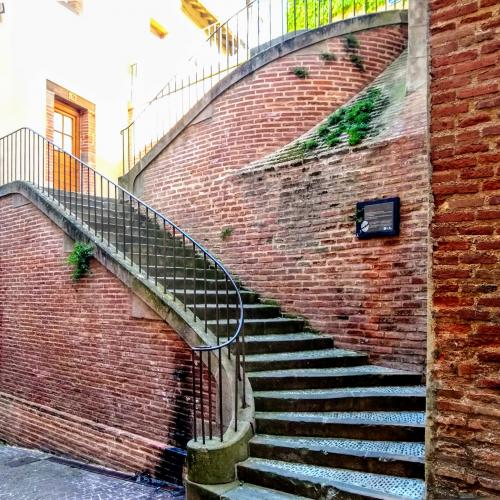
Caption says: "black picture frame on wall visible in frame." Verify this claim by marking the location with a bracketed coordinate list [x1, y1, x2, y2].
[356, 197, 400, 239]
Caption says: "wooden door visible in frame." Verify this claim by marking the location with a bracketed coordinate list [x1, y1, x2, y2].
[53, 100, 80, 192]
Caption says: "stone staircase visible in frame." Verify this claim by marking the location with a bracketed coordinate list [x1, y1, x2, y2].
[48, 190, 426, 499]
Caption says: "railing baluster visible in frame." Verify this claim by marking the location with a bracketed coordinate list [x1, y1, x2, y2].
[199, 351, 206, 444]
[191, 351, 198, 442]
[172, 226, 176, 296]
[234, 342, 239, 432]
[183, 234, 187, 310]
[192, 242, 197, 321]
[204, 254, 208, 333]
[138, 201, 142, 272]
[154, 213, 158, 286]
[208, 353, 213, 440]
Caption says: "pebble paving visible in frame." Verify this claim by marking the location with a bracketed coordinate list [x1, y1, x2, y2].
[0, 444, 184, 500]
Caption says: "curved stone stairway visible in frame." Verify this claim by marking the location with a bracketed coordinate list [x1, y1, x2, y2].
[48, 190, 426, 500]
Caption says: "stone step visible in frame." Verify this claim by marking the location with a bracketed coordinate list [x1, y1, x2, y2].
[245, 349, 368, 372]
[249, 435, 425, 479]
[170, 289, 259, 305]
[85, 220, 160, 233]
[190, 481, 308, 500]
[241, 332, 334, 355]
[248, 366, 422, 391]
[254, 386, 426, 412]
[114, 245, 193, 257]
[255, 411, 425, 442]
[46, 191, 117, 206]
[207, 318, 305, 335]
[81, 213, 154, 227]
[107, 234, 186, 252]
[159, 276, 239, 291]
[237, 457, 425, 500]
[189, 303, 280, 320]
[221, 483, 308, 499]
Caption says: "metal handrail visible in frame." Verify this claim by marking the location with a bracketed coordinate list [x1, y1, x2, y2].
[121, 0, 408, 174]
[0, 127, 245, 443]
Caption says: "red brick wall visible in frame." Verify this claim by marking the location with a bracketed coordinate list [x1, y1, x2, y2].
[139, 26, 429, 371]
[140, 25, 407, 198]
[0, 194, 192, 482]
[428, 0, 500, 497]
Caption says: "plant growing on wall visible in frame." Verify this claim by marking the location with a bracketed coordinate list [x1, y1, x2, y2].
[297, 87, 386, 153]
[349, 53, 365, 71]
[344, 33, 360, 49]
[292, 67, 309, 78]
[220, 227, 233, 240]
[67, 242, 94, 281]
[303, 138, 319, 151]
[320, 51, 337, 61]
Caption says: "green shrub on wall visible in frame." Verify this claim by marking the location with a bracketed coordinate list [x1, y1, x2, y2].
[286, 0, 405, 31]
[67, 242, 94, 281]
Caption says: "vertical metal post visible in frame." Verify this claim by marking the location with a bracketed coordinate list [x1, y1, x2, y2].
[192, 243, 197, 321]
[191, 351, 198, 442]
[208, 353, 213, 440]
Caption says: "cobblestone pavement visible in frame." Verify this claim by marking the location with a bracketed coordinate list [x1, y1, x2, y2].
[0, 444, 185, 500]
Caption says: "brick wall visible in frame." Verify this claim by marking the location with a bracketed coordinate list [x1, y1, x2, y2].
[139, 25, 407, 198]
[0, 194, 192, 483]
[427, 0, 500, 497]
[138, 27, 429, 371]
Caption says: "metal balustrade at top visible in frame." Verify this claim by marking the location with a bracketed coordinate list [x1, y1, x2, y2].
[0, 127, 245, 444]
[121, 0, 408, 174]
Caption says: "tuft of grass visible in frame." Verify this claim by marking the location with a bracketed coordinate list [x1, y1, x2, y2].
[318, 124, 330, 137]
[350, 54, 365, 71]
[325, 132, 342, 147]
[320, 51, 337, 61]
[220, 227, 233, 240]
[67, 242, 93, 281]
[296, 87, 385, 152]
[344, 33, 359, 49]
[292, 67, 309, 79]
[302, 139, 319, 151]
[262, 298, 279, 306]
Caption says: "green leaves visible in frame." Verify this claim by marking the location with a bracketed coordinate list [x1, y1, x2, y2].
[292, 67, 309, 79]
[298, 87, 385, 152]
[67, 242, 94, 281]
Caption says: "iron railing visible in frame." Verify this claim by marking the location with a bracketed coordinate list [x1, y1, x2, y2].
[121, 0, 408, 174]
[0, 127, 245, 444]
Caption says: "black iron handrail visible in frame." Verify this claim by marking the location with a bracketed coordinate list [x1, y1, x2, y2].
[121, 0, 408, 174]
[0, 127, 245, 444]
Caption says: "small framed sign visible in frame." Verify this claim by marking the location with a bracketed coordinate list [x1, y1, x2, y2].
[356, 197, 400, 239]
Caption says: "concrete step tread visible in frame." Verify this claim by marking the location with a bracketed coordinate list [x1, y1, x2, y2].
[250, 435, 425, 462]
[207, 318, 303, 325]
[254, 386, 426, 400]
[255, 411, 425, 427]
[189, 303, 278, 310]
[171, 289, 252, 296]
[248, 365, 420, 379]
[239, 458, 425, 500]
[221, 483, 308, 499]
[244, 332, 331, 343]
[246, 348, 362, 362]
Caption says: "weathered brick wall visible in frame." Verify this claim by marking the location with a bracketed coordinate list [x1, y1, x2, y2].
[427, 0, 500, 496]
[138, 26, 430, 371]
[0, 194, 192, 482]
[139, 25, 407, 199]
